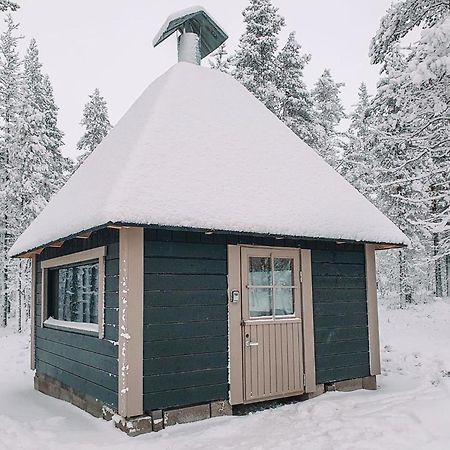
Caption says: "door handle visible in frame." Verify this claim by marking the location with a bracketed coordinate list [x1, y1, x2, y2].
[245, 340, 259, 347]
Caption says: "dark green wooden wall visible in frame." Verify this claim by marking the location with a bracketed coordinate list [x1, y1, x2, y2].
[311, 248, 369, 384]
[143, 229, 229, 412]
[35, 228, 119, 407]
[143, 229, 370, 412]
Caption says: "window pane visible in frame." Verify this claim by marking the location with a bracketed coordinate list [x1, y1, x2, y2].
[249, 288, 272, 317]
[50, 262, 99, 324]
[249, 257, 272, 286]
[273, 258, 294, 286]
[274, 288, 294, 316]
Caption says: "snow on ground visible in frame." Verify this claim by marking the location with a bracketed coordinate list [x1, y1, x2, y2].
[1, 299, 450, 450]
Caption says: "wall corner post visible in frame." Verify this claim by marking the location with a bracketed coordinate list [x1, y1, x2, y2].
[118, 227, 144, 418]
[365, 244, 381, 375]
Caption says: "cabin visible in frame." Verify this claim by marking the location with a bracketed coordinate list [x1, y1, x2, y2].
[9, 7, 408, 436]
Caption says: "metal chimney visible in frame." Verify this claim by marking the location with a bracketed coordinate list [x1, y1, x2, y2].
[153, 7, 228, 65]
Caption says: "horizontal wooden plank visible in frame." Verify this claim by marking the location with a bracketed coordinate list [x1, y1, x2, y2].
[313, 302, 367, 317]
[143, 305, 226, 324]
[36, 348, 117, 391]
[105, 275, 119, 292]
[36, 334, 117, 374]
[144, 274, 227, 291]
[144, 257, 226, 275]
[313, 288, 367, 303]
[144, 241, 226, 260]
[104, 324, 118, 342]
[36, 359, 117, 407]
[105, 258, 119, 276]
[311, 250, 365, 264]
[36, 326, 117, 358]
[144, 383, 228, 411]
[315, 339, 369, 357]
[104, 292, 119, 308]
[315, 351, 369, 370]
[144, 352, 227, 376]
[106, 243, 119, 260]
[312, 263, 365, 277]
[144, 336, 226, 358]
[312, 276, 366, 289]
[144, 368, 227, 394]
[104, 308, 118, 325]
[314, 326, 368, 344]
[144, 320, 227, 342]
[144, 289, 227, 307]
[315, 313, 368, 329]
[316, 364, 370, 385]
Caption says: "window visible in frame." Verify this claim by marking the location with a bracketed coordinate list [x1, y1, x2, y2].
[41, 247, 106, 336]
[48, 261, 99, 324]
[247, 253, 297, 318]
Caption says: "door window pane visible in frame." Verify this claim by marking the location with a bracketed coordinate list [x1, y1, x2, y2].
[274, 288, 294, 316]
[273, 258, 294, 286]
[249, 257, 272, 286]
[249, 288, 273, 317]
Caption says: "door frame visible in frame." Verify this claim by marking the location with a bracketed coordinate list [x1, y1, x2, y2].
[227, 244, 317, 405]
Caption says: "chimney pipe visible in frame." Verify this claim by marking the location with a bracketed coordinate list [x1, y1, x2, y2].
[177, 32, 201, 65]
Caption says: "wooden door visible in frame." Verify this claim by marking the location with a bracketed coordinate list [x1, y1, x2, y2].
[241, 247, 304, 402]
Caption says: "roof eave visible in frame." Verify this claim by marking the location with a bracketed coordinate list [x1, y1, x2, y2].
[11, 222, 408, 258]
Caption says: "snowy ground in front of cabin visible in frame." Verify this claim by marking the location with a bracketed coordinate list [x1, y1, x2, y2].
[1, 299, 450, 450]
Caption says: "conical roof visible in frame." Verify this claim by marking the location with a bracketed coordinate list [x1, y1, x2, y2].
[10, 62, 408, 256]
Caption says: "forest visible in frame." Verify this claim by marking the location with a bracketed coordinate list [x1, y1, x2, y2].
[1, 0, 449, 331]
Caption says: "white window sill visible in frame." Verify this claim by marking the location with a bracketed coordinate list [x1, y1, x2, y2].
[44, 318, 99, 337]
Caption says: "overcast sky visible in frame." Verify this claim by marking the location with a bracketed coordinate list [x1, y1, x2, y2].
[8, 0, 392, 159]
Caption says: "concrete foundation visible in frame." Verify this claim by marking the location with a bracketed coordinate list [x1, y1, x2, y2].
[34, 372, 376, 436]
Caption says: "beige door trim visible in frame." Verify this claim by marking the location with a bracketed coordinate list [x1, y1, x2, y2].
[227, 245, 243, 405]
[300, 249, 316, 392]
[118, 227, 144, 418]
[31, 255, 36, 371]
[365, 244, 381, 375]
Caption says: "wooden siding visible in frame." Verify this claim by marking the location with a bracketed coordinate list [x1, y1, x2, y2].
[35, 228, 119, 407]
[143, 229, 228, 412]
[311, 248, 370, 384]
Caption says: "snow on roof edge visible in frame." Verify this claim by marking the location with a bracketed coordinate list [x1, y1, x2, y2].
[9, 220, 409, 258]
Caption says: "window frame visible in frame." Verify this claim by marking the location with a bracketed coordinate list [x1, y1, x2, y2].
[41, 246, 106, 338]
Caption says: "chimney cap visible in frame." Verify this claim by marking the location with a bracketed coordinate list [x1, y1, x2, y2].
[153, 6, 228, 60]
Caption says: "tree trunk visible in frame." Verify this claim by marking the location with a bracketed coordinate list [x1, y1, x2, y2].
[399, 250, 412, 303]
[433, 233, 443, 297]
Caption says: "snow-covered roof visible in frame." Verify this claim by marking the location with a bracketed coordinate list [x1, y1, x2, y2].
[10, 63, 408, 256]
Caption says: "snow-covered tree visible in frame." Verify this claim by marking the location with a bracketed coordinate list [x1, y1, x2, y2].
[0, 14, 22, 327]
[370, 0, 450, 64]
[0, 0, 18, 12]
[340, 83, 373, 197]
[275, 31, 316, 146]
[208, 43, 231, 73]
[311, 68, 345, 166]
[76, 88, 112, 166]
[232, 0, 285, 113]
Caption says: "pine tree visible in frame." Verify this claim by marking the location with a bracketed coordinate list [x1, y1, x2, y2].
[208, 43, 230, 73]
[77, 88, 112, 166]
[340, 83, 373, 196]
[275, 31, 315, 146]
[0, 1, 18, 12]
[0, 14, 22, 327]
[232, 0, 285, 113]
[311, 69, 345, 166]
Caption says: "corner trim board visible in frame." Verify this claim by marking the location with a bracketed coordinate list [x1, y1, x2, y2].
[365, 244, 381, 375]
[31, 255, 36, 370]
[118, 227, 144, 418]
[300, 249, 316, 392]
